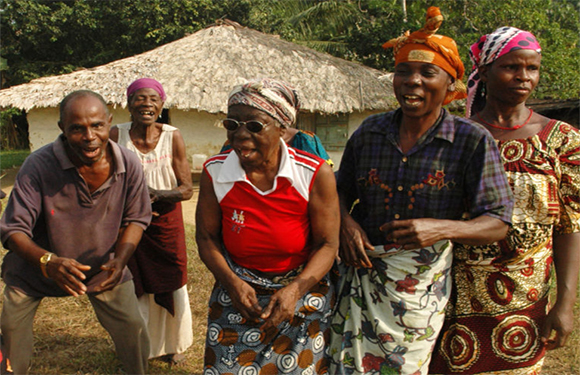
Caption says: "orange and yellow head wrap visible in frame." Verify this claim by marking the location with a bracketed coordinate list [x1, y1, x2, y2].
[382, 7, 467, 105]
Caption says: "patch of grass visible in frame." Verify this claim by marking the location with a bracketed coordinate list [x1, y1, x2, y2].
[0, 149, 29, 173]
[0, 218, 578, 374]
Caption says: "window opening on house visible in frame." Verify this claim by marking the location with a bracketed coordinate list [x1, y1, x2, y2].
[159, 108, 170, 124]
[314, 113, 349, 151]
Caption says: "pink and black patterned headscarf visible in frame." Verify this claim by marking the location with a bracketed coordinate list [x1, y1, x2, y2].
[466, 26, 541, 117]
[228, 78, 301, 128]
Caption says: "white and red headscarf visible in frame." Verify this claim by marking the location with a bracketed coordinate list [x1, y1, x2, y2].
[466, 27, 541, 117]
[228, 78, 301, 128]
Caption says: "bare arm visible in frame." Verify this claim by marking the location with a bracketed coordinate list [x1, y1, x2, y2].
[7, 232, 91, 297]
[195, 170, 262, 322]
[150, 129, 193, 203]
[260, 163, 340, 330]
[541, 232, 580, 349]
[338, 196, 374, 269]
[379, 215, 508, 250]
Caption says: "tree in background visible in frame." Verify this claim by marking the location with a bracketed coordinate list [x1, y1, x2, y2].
[1, 0, 578, 96]
[248, 0, 579, 100]
[0, 0, 252, 149]
[0, 0, 251, 88]
[248, 0, 362, 56]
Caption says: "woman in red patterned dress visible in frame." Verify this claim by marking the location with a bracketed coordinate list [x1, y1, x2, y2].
[430, 27, 580, 375]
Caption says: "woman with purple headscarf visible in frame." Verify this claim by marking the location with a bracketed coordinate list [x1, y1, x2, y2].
[430, 27, 580, 375]
[110, 78, 194, 365]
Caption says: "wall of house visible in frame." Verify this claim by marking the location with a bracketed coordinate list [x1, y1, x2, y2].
[27, 107, 384, 171]
[323, 110, 382, 169]
[115, 108, 228, 169]
[27, 107, 227, 171]
[27, 107, 131, 150]
[170, 109, 226, 170]
[27, 107, 62, 150]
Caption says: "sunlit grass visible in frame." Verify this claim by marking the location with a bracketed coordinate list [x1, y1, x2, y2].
[0, 149, 29, 173]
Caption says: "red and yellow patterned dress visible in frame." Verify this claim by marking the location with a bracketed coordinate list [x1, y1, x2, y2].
[430, 120, 580, 375]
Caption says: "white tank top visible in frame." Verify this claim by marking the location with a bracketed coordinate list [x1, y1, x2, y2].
[116, 122, 178, 190]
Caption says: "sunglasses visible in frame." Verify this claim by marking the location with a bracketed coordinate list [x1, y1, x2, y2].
[221, 118, 273, 133]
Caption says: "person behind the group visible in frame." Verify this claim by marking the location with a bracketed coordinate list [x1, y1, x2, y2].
[221, 126, 334, 167]
[110, 78, 193, 365]
[196, 78, 339, 374]
[430, 26, 580, 375]
[328, 7, 514, 375]
[0, 90, 151, 374]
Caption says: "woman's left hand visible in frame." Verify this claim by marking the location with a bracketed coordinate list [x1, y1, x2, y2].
[259, 283, 301, 332]
[544, 232, 580, 350]
[541, 302, 574, 350]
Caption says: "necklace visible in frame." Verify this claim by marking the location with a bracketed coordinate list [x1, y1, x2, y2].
[477, 109, 533, 130]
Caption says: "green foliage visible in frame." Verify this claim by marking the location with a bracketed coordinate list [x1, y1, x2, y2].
[0, 149, 30, 171]
[0, 107, 25, 150]
[251, 0, 361, 55]
[248, 0, 579, 100]
[432, 0, 580, 99]
[1, 0, 578, 100]
[0, 0, 252, 87]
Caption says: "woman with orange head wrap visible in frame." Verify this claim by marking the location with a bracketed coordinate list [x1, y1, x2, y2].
[328, 7, 513, 375]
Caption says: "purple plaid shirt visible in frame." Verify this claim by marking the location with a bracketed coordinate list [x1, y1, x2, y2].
[337, 109, 513, 245]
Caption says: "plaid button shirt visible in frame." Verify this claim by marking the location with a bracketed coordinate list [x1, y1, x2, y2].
[337, 109, 513, 245]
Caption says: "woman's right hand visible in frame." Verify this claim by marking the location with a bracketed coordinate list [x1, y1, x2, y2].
[225, 277, 263, 323]
[339, 214, 374, 268]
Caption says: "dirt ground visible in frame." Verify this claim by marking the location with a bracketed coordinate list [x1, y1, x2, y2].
[0, 167, 199, 225]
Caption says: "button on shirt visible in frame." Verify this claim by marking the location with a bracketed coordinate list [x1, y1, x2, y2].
[337, 109, 513, 245]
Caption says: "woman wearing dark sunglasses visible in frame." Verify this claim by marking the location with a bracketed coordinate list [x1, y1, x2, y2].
[196, 78, 339, 374]
[220, 114, 334, 167]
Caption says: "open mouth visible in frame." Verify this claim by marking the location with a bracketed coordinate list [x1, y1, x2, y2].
[236, 147, 256, 159]
[82, 147, 101, 159]
[139, 111, 155, 117]
[402, 94, 423, 107]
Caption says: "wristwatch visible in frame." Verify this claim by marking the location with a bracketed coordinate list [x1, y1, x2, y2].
[40, 252, 55, 278]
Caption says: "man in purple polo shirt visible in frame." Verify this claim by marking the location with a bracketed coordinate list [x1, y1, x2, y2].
[0, 90, 152, 374]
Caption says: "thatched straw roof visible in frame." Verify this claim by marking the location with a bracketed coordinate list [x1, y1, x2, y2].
[0, 20, 394, 114]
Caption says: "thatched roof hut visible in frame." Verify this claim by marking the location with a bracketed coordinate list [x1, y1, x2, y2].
[0, 20, 395, 168]
[0, 20, 394, 114]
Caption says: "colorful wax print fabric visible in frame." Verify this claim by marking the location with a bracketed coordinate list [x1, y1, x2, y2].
[430, 120, 580, 374]
[203, 253, 335, 375]
[329, 240, 453, 375]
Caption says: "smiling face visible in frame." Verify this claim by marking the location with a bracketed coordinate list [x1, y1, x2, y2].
[58, 94, 112, 166]
[128, 87, 164, 126]
[393, 62, 453, 119]
[226, 105, 283, 169]
[481, 49, 541, 107]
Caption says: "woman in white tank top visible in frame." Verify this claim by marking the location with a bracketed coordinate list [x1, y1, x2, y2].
[110, 78, 194, 365]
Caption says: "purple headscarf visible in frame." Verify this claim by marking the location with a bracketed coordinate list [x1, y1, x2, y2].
[227, 78, 301, 128]
[466, 27, 541, 117]
[127, 78, 166, 101]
